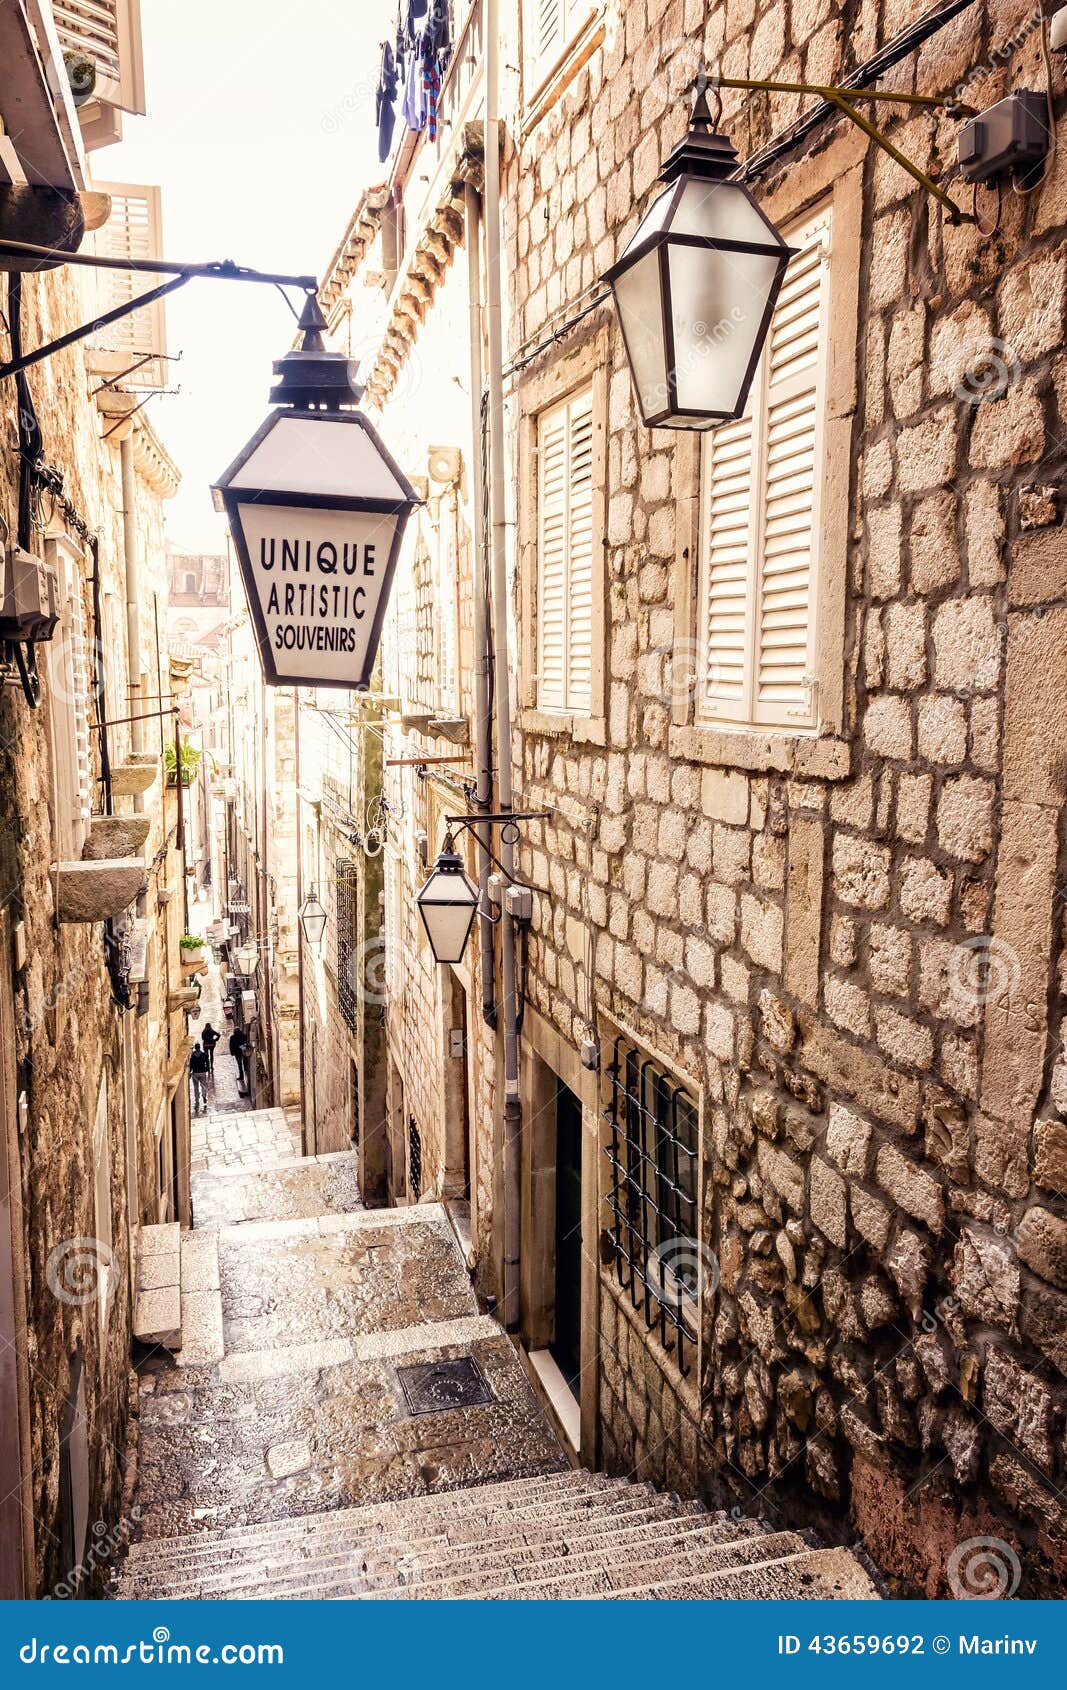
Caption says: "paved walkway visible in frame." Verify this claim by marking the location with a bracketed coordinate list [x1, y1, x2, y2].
[126, 1104, 565, 1546]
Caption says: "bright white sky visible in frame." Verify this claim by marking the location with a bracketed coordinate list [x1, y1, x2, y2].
[107, 0, 393, 550]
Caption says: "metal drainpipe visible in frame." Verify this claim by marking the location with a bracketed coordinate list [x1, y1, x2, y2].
[485, 0, 521, 1332]
[464, 179, 496, 1032]
[119, 437, 145, 796]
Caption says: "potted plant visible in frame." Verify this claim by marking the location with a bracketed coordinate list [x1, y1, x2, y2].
[179, 933, 206, 966]
[164, 741, 204, 787]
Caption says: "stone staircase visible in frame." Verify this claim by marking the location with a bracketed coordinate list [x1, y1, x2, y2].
[115, 1470, 879, 1601]
[113, 1097, 880, 1603]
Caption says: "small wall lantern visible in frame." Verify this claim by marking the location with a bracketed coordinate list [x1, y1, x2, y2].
[299, 888, 328, 946]
[416, 835, 480, 965]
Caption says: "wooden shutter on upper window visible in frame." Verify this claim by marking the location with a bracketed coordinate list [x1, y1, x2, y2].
[698, 204, 831, 731]
[535, 0, 564, 70]
[537, 385, 594, 715]
[89, 182, 167, 386]
[52, 1, 145, 114]
[753, 212, 830, 727]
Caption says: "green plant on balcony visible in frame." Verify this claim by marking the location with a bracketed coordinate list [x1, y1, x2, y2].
[164, 741, 206, 787]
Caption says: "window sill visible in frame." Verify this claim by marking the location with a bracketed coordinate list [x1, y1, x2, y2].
[519, 708, 607, 746]
[523, 8, 606, 131]
[668, 723, 852, 781]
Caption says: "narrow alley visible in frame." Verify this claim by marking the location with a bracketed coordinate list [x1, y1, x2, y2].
[114, 1076, 878, 1600]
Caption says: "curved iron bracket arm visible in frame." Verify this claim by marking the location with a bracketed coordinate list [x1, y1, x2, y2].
[0, 239, 318, 381]
[443, 809, 551, 896]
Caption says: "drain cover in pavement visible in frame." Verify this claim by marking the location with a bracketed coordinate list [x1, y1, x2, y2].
[396, 1356, 494, 1417]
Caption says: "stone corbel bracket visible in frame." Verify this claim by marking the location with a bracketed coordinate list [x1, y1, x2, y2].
[111, 754, 159, 798]
[53, 859, 147, 923]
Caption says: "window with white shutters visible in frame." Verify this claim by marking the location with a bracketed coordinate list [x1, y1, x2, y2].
[51, 1, 145, 114]
[529, 0, 596, 86]
[45, 537, 93, 862]
[537, 384, 594, 714]
[88, 182, 168, 387]
[697, 203, 831, 732]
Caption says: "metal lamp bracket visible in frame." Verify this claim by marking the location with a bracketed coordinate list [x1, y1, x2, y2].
[707, 69, 976, 224]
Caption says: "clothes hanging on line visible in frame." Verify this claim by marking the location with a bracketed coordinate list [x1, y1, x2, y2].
[376, 39, 399, 164]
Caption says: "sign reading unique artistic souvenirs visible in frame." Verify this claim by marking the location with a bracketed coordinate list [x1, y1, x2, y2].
[213, 297, 419, 691]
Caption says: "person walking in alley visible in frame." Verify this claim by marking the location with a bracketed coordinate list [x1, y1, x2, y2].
[200, 1021, 220, 1076]
[229, 1025, 250, 1097]
[189, 1043, 210, 1115]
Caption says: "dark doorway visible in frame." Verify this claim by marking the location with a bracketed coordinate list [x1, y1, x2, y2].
[57, 1347, 88, 1593]
[551, 1079, 582, 1396]
[350, 1059, 360, 1149]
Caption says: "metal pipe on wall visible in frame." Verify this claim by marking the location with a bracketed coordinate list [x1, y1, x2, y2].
[464, 180, 497, 1033]
[485, 0, 521, 1332]
[119, 437, 144, 769]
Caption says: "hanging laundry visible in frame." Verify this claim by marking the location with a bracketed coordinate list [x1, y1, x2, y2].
[402, 34, 428, 131]
[375, 39, 399, 164]
[405, 0, 428, 41]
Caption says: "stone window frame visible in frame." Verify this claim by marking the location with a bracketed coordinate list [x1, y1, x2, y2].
[668, 134, 865, 782]
[517, 326, 610, 745]
[596, 1011, 706, 1422]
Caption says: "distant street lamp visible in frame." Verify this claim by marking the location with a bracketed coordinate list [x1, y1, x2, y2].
[603, 87, 794, 429]
[235, 941, 259, 978]
[299, 888, 328, 947]
[213, 294, 420, 690]
[416, 836, 480, 966]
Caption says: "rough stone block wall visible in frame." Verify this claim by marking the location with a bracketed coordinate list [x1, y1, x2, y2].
[0, 253, 175, 1590]
[505, 0, 1067, 1596]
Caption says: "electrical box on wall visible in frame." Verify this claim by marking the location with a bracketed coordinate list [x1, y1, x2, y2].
[0, 547, 59, 642]
[958, 92, 1050, 184]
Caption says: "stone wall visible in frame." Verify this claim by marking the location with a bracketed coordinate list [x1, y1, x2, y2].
[502, 0, 1067, 1597]
[0, 246, 180, 1592]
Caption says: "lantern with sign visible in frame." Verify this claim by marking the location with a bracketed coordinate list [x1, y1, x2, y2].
[213, 296, 420, 690]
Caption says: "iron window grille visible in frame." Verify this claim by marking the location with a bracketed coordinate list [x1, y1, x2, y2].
[408, 1114, 422, 1202]
[603, 1035, 700, 1378]
[336, 858, 358, 1033]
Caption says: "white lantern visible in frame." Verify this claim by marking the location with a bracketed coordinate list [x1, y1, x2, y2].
[416, 840, 480, 965]
[604, 92, 794, 429]
[213, 295, 419, 690]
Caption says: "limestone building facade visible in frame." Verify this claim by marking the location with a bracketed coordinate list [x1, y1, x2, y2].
[310, 0, 1067, 1595]
[0, 0, 189, 1597]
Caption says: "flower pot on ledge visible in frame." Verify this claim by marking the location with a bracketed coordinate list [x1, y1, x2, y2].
[53, 859, 146, 924]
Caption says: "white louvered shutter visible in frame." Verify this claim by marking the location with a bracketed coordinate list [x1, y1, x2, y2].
[565, 389, 594, 710]
[52, 1, 145, 113]
[753, 211, 830, 727]
[698, 204, 830, 730]
[535, 0, 564, 70]
[89, 182, 167, 385]
[537, 385, 595, 714]
[700, 415, 755, 711]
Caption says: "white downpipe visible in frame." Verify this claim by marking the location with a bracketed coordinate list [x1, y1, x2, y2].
[485, 0, 521, 1330]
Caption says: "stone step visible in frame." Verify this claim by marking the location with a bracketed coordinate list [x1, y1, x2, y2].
[123, 1476, 666, 1578]
[128, 1519, 798, 1603]
[608, 1545, 882, 1602]
[355, 1516, 783, 1602]
[122, 1497, 746, 1598]
[124, 1471, 618, 1562]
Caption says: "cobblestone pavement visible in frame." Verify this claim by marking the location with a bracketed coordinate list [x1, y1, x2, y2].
[190, 1110, 303, 1176]
[129, 1106, 565, 1546]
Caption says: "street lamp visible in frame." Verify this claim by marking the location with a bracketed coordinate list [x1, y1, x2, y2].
[300, 888, 328, 946]
[603, 86, 794, 429]
[416, 835, 480, 966]
[235, 941, 259, 978]
[212, 293, 420, 690]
